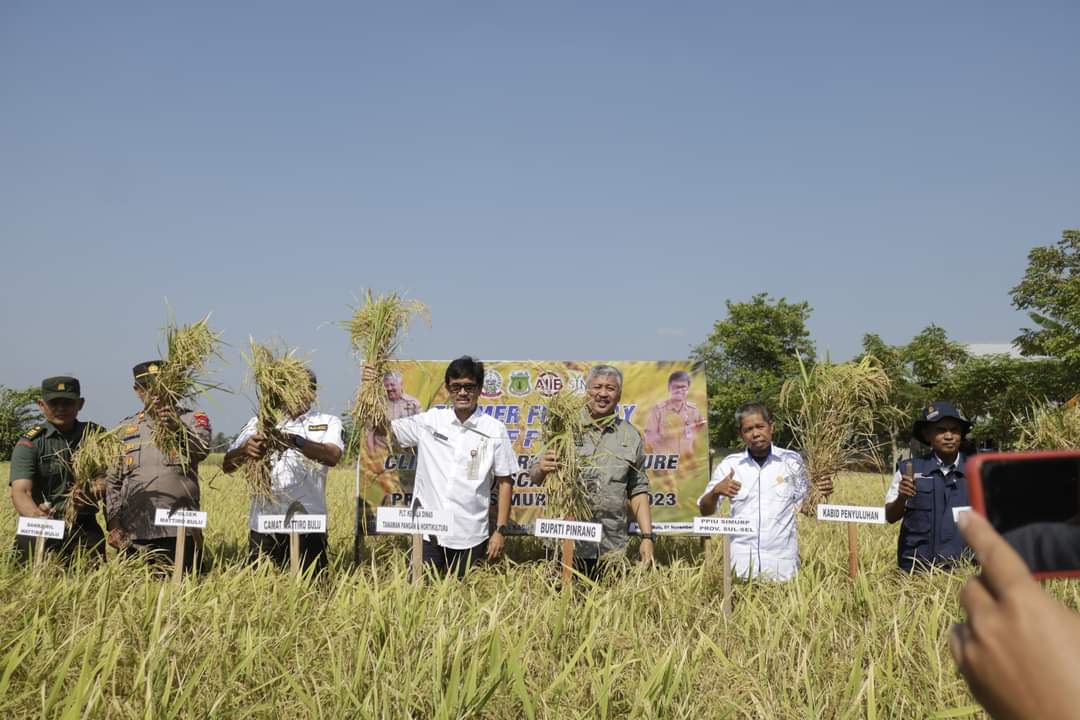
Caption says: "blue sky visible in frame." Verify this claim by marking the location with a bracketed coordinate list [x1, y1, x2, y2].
[2, 1, 1077, 432]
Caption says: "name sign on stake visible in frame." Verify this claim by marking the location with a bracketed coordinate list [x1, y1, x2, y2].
[153, 509, 208, 529]
[533, 518, 603, 543]
[16, 517, 65, 540]
[693, 516, 757, 536]
[257, 514, 327, 534]
[816, 504, 885, 524]
[375, 507, 455, 536]
[629, 521, 695, 535]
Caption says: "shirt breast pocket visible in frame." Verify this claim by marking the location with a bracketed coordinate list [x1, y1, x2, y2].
[123, 443, 141, 472]
[904, 489, 934, 532]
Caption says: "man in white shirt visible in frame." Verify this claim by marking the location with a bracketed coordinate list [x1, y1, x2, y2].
[365, 356, 515, 577]
[223, 370, 344, 573]
[697, 402, 832, 581]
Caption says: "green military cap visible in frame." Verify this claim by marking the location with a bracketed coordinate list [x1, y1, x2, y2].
[133, 360, 164, 387]
[41, 376, 81, 400]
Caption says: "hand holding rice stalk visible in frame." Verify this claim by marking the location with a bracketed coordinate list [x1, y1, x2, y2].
[66, 426, 124, 524]
[243, 340, 317, 497]
[342, 290, 428, 437]
[779, 353, 894, 515]
[145, 313, 223, 470]
[1013, 399, 1080, 450]
[538, 387, 593, 522]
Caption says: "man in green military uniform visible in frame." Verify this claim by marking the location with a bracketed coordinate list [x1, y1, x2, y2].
[8, 376, 107, 561]
[105, 361, 211, 572]
[530, 364, 656, 577]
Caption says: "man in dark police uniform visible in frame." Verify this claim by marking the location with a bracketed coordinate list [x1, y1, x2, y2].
[105, 361, 211, 572]
[8, 376, 107, 561]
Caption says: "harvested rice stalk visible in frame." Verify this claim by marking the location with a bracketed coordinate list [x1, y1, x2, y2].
[1014, 400, 1080, 450]
[66, 426, 124, 524]
[342, 290, 428, 436]
[538, 388, 593, 522]
[779, 353, 894, 515]
[145, 313, 223, 470]
[243, 339, 316, 497]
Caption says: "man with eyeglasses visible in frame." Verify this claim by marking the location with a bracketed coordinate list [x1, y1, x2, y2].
[365, 356, 515, 577]
[8, 376, 108, 562]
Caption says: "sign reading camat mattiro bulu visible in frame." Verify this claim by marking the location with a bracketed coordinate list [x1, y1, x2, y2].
[359, 361, 710, 528]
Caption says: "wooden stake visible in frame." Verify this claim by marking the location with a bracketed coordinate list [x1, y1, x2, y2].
[847, 521, 859, 578]
[560, 538, 574, 591]
[290, 531, 301, 577]
[409, 534, 423, 585]
[172, 528, 186, 585]
[34, 535, 46, 569]
[722, 535, 733, 616]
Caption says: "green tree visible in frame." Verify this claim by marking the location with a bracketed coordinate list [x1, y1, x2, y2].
[1012, 229, 1080, 365]
[903, 324, 970, 387]
[0, 386, 43, 461]
[692, 294, 815, 449]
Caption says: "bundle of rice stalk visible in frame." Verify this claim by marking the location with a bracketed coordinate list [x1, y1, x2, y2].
[1013, 400, 1080, 450]
[243, 339, 316, 497]
[146, 313, 223, 469]
[539, 387, 593, 522]
[779, 353, 894, 515]
[66, 426, 124, 524]
[342, 290, 428, 434]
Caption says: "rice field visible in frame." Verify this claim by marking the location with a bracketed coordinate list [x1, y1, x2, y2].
[3, 460, 1078, 719]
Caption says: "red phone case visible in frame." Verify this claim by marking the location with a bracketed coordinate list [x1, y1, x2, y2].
[966, 450, 1080, 580]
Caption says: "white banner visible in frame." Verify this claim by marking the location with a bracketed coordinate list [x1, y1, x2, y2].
[257, 514, 327, 534]
[533, 518, 603, 543]
[629, 521, 695, 535]
[952, 506, 972, 522]
[816, 504, 886, 524]
[375, 507, 455, 536]
[16, 517, 65, 540]
[153, 509, 208, 529]
[693, 516, 757, 536]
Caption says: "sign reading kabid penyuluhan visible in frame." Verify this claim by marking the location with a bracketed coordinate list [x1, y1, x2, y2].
[533, 518, 603, 543]
[816, 505, 886, 524]
[257, 514, 327, 534]
[16, 517, 65, 540]
[375, 507, 455, 536]
[153, 509, 208, 528]
[692, 516, 757, 536]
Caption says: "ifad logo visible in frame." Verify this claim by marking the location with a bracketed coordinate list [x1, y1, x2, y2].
[535, 372, 563, 397]
[481, 370, 504, 398]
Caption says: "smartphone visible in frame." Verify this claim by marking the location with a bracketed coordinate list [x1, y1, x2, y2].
[967, 450, 1080, 579]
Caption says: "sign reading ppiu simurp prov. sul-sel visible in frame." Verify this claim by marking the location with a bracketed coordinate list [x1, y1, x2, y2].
[358, 360, 710, 531]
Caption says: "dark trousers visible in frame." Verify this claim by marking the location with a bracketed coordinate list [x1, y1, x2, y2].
[249, 530, 328, 574]
[420, 539, 487, 578]
[122, 534, 197, 573]
[15, 514, 106, 564]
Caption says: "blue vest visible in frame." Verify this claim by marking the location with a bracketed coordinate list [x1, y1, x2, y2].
[897, 454, 970, 572]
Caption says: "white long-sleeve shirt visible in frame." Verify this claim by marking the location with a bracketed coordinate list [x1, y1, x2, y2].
[697, 446, 809, 581]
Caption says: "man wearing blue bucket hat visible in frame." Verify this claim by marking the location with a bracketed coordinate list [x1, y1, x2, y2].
[885, 402, 974, 571]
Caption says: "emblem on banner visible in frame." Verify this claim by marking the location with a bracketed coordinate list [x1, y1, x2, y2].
[481, 369, 504, 398]
[535, 372, 563, 397]
[508, 370, 531, 397]
[567, 373, 587, 395]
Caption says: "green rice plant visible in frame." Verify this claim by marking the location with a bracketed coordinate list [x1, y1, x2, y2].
[66, 426, 124, 524]
[341, 290, 428, 436]
[242, 339, 316, 497]
[780, 353, 896, 514]
[144, 313, 223, 470]
[1013, 399, 1080, 450]
[537, 389, 592, 522]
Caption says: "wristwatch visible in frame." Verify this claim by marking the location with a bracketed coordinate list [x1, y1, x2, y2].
[640, 532, 657, 542]
[495, 525, 510, 536]
[291, 434, 307, 449]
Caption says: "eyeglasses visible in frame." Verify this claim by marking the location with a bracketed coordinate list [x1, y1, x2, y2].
[447, 382, 479, 394]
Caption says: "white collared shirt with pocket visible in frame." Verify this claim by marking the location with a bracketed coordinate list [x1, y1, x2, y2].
[229, 411, 344, 531]
[391, 407, 516, 550]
